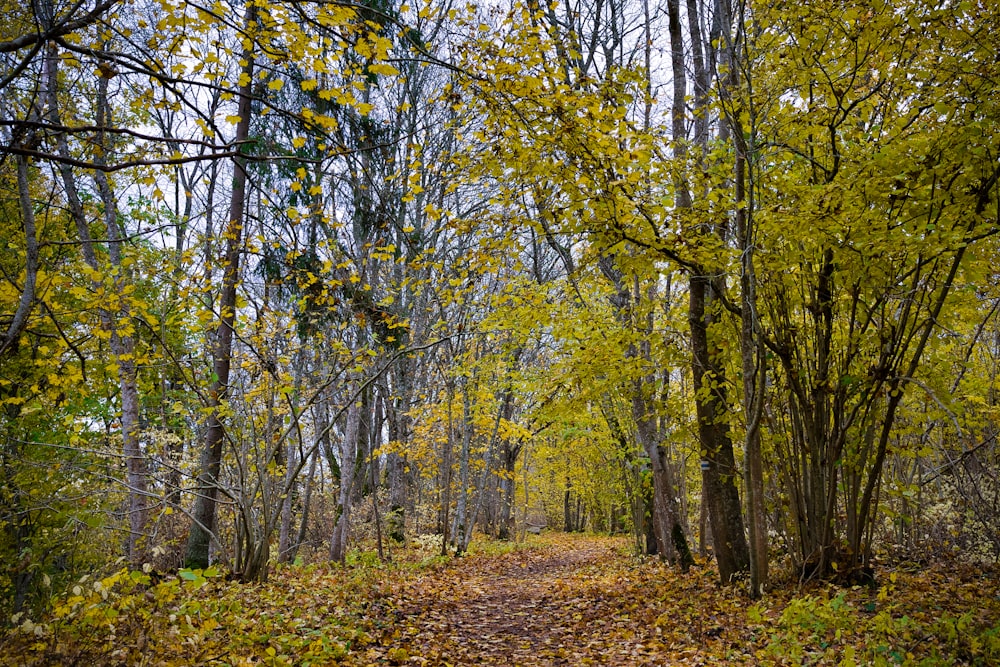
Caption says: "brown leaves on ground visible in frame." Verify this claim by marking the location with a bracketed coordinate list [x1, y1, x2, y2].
[364, 534, 755, 665]
[359, 534, 1000, 666]
[4, 533, 1000, 666]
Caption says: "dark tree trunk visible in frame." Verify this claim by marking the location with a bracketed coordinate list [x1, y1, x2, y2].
[564, 481, 573, 532]
[668, 0, 749, 584]
[689, 275, 751, 582]
[498, 441, 520, 540]
[185, 4, 256, 569]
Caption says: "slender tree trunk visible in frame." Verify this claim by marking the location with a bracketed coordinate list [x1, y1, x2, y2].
[331, 385, 362, 563]
[643, 476, 658, 555]
[453, 378, 473, 553]
[634, 365, 693, 569]
[1, 156, 39, 358]
[386, 359, 414, 543]
[93, 64, 149, 565]
[42, 33, 150, 564]
[736, 181, 769, 595]
[387, 451, 407, 542]
[564, 480, 573, 533]
[277, 439, 297, 562]
[278, 351, 306, 562]
[185, 3, 256, 569]
[440, 380, 454, 555]
[370, 425, 385, 561]
[290, 447, 319, 561]
[727, 45, 769, 593]
[497, 442, 520, 540]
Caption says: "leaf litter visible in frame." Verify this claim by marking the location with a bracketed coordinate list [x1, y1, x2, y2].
[4, 533, 1000, 665]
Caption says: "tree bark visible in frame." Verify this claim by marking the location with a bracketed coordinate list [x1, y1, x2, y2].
[290, 447, 319, 562]
[669, 0, 750, 584]
[453, 377, 474, 553]
[689, 275, 751, 582]
[330, 384, 362, 563]
[440, 379, 454, 555]
[185, 2, 256, 569]
[724, 30, 769, 592]
[564, 480, 573, 532]
[41, 30, 150, 564]
[93, 62, 149, 565]
[497, 441, 521, 540]
[1, 156, 39, 359]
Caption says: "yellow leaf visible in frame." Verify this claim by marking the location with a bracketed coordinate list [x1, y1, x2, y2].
[368, 63, 399, 76]
[268, 79, 284, 91]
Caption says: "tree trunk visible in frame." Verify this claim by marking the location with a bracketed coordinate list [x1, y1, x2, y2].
[643, 476, 658, 555]
[384, 371, 409, 544]
[387, 451, 407, 543]
[185, 3, 256, 569]
[730, 82, 769, 595]
[689, 275, 751, 582]
[668, 0, 749, 584]
[330, 385, 362, 563]
[0, 156, 39, 359]
[453, 378, 473, 553]
[439, 380, 454, 554]
[43, 34, 150, 565]
[498, 441, 520, 540]
[564, 480, 573, 532]
[277, 438, 297, 563]
[277, 351, 307, 563]
[386, 356, 416, 543]
[634, 378, 692, 569]
[288, 447, 318, 562]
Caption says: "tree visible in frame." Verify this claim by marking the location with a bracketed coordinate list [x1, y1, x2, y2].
[183, 0, 257, 570]
[698, 0, 1000, 580]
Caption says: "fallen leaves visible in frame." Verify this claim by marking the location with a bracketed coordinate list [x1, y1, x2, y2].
[3, 534, 999, 666]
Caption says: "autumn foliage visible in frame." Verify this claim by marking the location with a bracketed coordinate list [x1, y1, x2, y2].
[3, 0, 1000, 663]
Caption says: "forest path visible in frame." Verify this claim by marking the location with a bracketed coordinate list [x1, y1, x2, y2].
[364, 534, 746, 666]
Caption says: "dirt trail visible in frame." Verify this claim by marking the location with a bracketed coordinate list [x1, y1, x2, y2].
[368, 535, 718, 666]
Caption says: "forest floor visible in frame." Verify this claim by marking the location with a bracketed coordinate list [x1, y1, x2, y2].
[4, 532, 1000, 665]
[372, 534, 704, 665]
